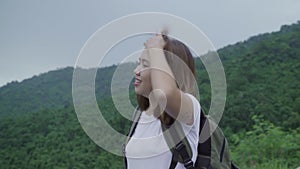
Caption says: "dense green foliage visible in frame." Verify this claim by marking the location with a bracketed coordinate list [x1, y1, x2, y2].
[218, 21, 300, 132]
[230, 115, 300, 168]
[0, 107, 124, 169]
[0, 21, 299, 168]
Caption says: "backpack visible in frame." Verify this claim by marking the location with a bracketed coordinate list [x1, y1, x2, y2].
[123, 106, 239, 169]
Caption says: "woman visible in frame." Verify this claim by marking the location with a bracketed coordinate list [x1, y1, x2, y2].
[124, 33, 201, 169]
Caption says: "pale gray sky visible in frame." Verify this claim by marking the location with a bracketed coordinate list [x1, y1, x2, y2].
[1, 0, 300, 87]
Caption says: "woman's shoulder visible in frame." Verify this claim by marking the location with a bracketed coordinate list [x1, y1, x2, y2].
[184, 93, 201, 113]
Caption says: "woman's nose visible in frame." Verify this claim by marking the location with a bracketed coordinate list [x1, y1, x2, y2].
[134, 65, 141, 76]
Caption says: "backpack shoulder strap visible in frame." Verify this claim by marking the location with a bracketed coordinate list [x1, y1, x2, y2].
[124, 106, 141, 146]
[162, 109, 212, 169]
[195, 109, 212, 167]
[199, 109, 212, 157]
[161, 119, 194, 169]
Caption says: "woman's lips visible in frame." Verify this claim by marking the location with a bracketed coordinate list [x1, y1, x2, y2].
[135, 78, 142, 87]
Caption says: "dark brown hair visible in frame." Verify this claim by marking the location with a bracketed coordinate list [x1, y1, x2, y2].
[137, 35, 196, 125]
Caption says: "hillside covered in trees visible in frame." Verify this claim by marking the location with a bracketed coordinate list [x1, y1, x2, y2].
[0, 21, 299, 168]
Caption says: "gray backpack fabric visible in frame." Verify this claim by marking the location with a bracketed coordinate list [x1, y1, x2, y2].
[161, 109, 239, 169]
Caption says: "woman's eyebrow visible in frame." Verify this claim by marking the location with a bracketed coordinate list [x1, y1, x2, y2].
[141, 59, 150, 64]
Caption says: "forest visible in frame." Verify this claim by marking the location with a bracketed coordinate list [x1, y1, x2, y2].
[0, 21, 299, 168]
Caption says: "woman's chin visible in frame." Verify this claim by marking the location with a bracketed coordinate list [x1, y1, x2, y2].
[134, 88, 141, 95]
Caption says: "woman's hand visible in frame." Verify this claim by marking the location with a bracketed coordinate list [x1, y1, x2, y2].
[144, 34, 166, 49]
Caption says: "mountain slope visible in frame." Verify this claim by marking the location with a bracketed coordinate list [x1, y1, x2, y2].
[0, 21, 299, 131]
[0, 21, 299, 169]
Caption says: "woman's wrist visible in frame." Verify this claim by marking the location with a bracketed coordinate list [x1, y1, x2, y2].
[144, 35, 166, 49]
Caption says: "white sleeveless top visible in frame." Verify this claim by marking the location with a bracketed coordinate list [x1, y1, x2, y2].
[126, 93, 201, 169]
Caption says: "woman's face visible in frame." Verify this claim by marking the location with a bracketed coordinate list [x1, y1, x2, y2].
[133, 50, 152, 97]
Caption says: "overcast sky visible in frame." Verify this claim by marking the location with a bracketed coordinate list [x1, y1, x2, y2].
[1, 0, 300, 87]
